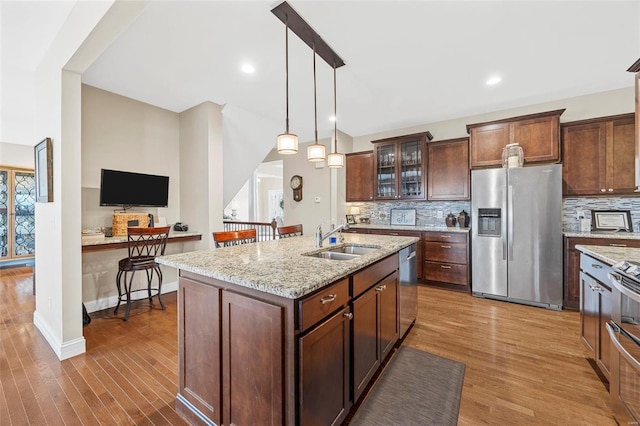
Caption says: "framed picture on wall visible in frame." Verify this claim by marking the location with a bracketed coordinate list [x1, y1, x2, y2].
[346, 214, 356, 225]
[591, 210, 633, 232]
[34, 137, 53, 203]
[390, 208, 416, 226]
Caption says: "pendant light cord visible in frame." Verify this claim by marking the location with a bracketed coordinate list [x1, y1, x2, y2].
[285, 17, 290, 133]
[333, 64, 337, 154]
[313, 44, 318, 144]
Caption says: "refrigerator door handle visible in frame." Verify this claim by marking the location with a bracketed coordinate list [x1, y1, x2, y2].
[508, 184, 514, 261]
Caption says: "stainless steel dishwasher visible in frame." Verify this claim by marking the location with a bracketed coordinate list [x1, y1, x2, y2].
[398, 243, 417, 338]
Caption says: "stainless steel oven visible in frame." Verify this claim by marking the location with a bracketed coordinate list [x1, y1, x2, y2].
[608, 262, 640, 425]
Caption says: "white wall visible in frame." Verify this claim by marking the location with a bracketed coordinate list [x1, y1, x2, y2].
[179, 101, 224, 250]
[352, 87, 634, 150]
[0, 142, 34, 168]
[33, 0, 147, 360]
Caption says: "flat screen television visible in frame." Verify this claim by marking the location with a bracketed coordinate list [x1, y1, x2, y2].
[100, 169, 169, 208]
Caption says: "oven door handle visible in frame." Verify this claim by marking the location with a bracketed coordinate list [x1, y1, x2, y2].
[607, 322, 640, 372]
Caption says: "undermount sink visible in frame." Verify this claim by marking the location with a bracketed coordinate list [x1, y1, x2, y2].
[325, 245, 380, 255]
[307, 251, 360, 261]
[304, 244, 381, 261]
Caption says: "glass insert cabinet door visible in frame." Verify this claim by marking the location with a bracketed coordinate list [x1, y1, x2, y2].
[0, 167, 35, 260]
[376, 143, 397, 199]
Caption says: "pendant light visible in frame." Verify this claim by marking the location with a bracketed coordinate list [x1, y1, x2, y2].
[327, 64, 344, 168]
[307, 44, 326, 162]
[276, 16, 298, 155]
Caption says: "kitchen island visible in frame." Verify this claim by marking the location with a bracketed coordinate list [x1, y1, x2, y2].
[156, 233, 418, 426]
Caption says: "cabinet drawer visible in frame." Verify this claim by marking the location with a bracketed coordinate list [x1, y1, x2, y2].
[423, 242, 467, 264]
[299, 278, 349, 332]
[580, 255, 611, 289]
[423, 261, 468, 286]
[423, 231, 467, 244]
[352, 254, 398, 298]
[369, 229, 421, 238]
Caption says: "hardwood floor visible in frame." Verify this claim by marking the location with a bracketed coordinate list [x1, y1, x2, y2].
[1, 267, 616, 425]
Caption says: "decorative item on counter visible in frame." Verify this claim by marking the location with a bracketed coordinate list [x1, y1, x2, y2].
[458, 210, 470, 228]
[359, 217, 371, 224]
[445, 213, 457, 227]
[501, 143, 524, 168]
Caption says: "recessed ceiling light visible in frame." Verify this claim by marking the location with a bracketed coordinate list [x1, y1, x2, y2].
[486, 76, 502, 86]
[241, 63, 255, 74]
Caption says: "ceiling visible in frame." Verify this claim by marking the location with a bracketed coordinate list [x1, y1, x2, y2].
[2, 1, 640, 146]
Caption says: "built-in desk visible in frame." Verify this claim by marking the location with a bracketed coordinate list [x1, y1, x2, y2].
[82, 230, 202, 312]
[81, 231, 202, 252]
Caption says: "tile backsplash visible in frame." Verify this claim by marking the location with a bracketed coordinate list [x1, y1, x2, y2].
[562, 197, 640, 232]
[352, 196, 640, 232]
[353, 201, 471, 227]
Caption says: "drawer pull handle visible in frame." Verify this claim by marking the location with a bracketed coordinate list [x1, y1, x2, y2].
[441, 245, 451, 249]
[343, 312, 353, 320]
[376, 285, 387, 292]
[589, 283, 602, 292]
[592, 264, 602, 269]
[440, 265, 452, 269]
[320, 294, 337, 304]
[609, 244, 627, 247]
[441, 235, 451, 238]
[389, 233, 399, 236]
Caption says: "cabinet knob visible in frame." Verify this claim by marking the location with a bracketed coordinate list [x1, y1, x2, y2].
[609, 243, 627, 247]
[343, 312, 353, 320]
[608, 189, 613, 192]
[600, 189, 606, 192]
[320, 294, 337, 304]
[376, 285, 387, 292]
[441, 245, 451, 249]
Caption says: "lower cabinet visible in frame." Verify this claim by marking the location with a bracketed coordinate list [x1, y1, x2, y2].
[177, 253, 400, 426]
[178, 276, 285, 426]
[352, 271, 398, 402]
[423, 231, 470, 291]
[299, 306, 352, 426]
[564, 237, 640, 310]
[579, 254, 612, 380]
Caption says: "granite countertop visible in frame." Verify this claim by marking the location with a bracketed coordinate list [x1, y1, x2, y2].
[156, 233, 418, 299]
[81, 230, 202, 247]
[576, 244, 640, 266]
[564, 231, 640, 240]
[349, 224, 470, 233]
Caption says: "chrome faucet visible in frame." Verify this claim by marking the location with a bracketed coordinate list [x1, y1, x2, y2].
[316, 222, 350, 248]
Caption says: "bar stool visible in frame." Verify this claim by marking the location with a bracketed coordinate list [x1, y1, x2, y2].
[212, 229, 257, 248]
[277, 224, 303, 238]
[114, 226, 170, 321]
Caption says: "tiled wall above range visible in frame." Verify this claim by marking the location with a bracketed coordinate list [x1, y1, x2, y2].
[563, 197, 640, 232]
[354, 201, 471, 227]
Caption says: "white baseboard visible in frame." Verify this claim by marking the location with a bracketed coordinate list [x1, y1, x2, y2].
[33, 310, 87, 360]
[84, 280, 177, 313]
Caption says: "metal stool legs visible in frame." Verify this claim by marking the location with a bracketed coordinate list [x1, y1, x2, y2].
[114, 267, 166, 321]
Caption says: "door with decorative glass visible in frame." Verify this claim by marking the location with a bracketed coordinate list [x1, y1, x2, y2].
[0, 167, 36, 261]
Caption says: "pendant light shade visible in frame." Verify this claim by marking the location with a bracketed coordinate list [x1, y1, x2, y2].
[277, 17, 298, 155]
[307, 44, 326, 162]
[327, 64, 344, 168]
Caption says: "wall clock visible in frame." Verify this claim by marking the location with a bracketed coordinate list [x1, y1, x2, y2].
[290, 175, 303, 202]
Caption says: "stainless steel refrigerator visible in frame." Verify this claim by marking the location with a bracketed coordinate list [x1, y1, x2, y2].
[471, 164, 562, 310]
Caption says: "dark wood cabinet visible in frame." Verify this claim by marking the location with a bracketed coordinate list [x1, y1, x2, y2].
[345, 151, 374, 202]
[562, 113, 636, 196]
[579, 254, 612, 380]
[352, 268, 398, 403]
[299, 306, 352, 426]
[563, 237, 640, 310]
[467, 109, 564, 168]
[372, 132, 428, 200]
[422, 231, 470, 291]
[427, 138, 470, 201]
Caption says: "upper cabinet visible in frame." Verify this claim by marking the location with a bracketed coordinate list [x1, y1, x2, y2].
[562, 113, 636, 196]
[427, 138, 470, 201]
[466, 109, 565, 169]
[345, 151, 374, 202]
[372, 132, 428, 201]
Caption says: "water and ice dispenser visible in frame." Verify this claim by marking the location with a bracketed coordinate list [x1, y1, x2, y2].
[477, 208, 501, 237]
